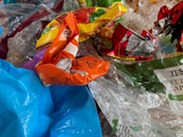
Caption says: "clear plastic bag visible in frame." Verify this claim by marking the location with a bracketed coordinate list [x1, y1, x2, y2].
[6, 20, 42, 66]
[0, 3, 37, 39]
[121, 0, 181, 35]
[0, 0, 66, 59]
[89, 63, 183, 137]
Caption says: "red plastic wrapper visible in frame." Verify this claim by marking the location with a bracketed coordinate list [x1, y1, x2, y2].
[107, 24, 157, 61]
[153, 1, 183, 51]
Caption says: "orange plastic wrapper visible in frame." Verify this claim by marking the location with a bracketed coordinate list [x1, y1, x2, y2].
[36, 56, 110, 86]
[36, 12, 110, 86]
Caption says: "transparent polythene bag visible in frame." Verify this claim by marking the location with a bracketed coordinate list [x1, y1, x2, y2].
[0, 3, 40, 38]
[0, 59, 102, 137]
[0, 0, 68, 59]
[2, 0, 80, 65]
[89, 62, 183, 137]
[121, 0, 182, 35]
[0, 3, 47, 59]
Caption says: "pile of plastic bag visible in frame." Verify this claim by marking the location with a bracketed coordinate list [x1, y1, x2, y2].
[0, 0, 182, 137]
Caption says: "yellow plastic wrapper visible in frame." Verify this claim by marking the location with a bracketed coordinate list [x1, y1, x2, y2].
[78, 2, 128, 42]
[36, 2, 127, 48]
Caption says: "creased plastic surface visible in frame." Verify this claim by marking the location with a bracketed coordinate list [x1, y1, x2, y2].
[0, 59, 102, 137]
[89, 64, 183, 137]
[6, 20, 42, 66]
[0, 0, 65, 59]
[121, 0, 182, 35]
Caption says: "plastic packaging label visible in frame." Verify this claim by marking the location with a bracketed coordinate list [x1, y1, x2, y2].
[154, 65, 183, 100]
[115, 55, 183, 93]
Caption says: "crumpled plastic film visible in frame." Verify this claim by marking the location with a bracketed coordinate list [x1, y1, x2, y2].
[0, 4, 38, 40]
[89, 64, 183, 137]
[61, 0, 80, 12]
[0, 0, 65, 59]
[78, 2, 128, 42]
[6, 20, 42, 66]
[121, 0, 182, 35]
[35, 2, 127, 49]
[1, 0, 81, 67]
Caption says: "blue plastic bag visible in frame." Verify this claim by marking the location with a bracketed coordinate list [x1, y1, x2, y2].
[0, 59, 102, 137]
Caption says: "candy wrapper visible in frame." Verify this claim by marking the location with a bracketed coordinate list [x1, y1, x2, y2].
[78, 2, 128, 42]
[36, 12, 110, 86]
[93, 23, 157, 61]
[36, 2, 127, 48]
[108, 24, 157, 61]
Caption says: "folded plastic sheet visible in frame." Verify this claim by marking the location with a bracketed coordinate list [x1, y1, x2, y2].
[0, 59, 102, 137]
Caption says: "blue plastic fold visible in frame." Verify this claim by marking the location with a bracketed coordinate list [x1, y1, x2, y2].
[0, 59, 102, 137]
